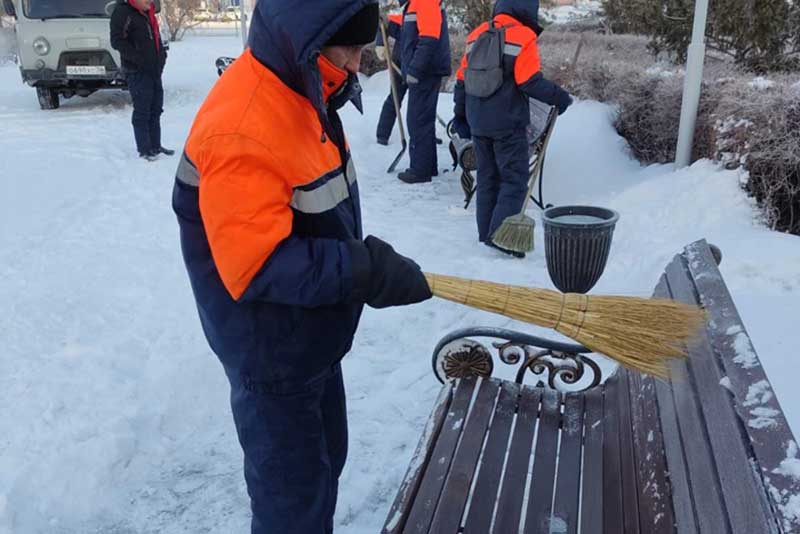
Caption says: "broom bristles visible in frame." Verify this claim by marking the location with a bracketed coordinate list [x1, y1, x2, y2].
[424, 273, 707, 379]
[491, 214, 535, 253]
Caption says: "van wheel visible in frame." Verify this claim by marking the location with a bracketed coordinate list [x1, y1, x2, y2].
[36, 87, 60, 110]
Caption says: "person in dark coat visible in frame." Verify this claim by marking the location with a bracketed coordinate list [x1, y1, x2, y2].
[453, 0, 572, 257]
[110, 0, 173, 161]
[374, 9, 407, 145]
[396, 0, 451, 184]
[171, 1, 432, 532]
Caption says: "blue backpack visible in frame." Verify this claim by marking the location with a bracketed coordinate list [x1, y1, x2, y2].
[464, 21, 506, 98]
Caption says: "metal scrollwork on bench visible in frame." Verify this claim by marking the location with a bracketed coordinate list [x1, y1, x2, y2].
[432, 327, 602, 392]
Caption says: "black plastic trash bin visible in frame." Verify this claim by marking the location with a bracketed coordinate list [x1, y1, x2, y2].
[543, 206, 620, 294]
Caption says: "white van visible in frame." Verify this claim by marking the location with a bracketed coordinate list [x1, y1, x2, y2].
[3, 0, 161, 110]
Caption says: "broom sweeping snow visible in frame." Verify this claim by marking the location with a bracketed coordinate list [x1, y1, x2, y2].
[424, 273, 706, 378]
[491, 109, 558, 253]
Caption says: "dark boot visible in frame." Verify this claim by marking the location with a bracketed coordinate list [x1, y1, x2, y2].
[376, 137, 389, 146]
[398, 169, 431, 184]
[158, 146, 176, 156]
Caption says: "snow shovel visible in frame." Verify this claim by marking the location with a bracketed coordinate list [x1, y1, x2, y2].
[491, 107, 558, 253]
[379, 18, 407, 173]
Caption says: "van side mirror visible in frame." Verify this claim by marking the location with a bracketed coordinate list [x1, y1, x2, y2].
[2, 0, 16, 18]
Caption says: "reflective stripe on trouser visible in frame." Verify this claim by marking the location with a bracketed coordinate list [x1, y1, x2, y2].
[473, 132, 530, 242]
[231, 364, 348, 534]
[407, 76, 441, 178]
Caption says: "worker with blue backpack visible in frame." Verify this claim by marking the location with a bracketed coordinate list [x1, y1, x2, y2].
[453, 0, 573, 257]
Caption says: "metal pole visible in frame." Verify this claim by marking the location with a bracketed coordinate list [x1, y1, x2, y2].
[675, 0, 710, 168]
[240, 0, 248, 50]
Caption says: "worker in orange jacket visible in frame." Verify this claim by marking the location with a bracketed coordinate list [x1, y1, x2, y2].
[453, 0, 572, 257]
[172, 2, 432, 532]
[396, 0, 451, 183]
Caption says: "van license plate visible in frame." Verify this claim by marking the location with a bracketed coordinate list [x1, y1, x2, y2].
[66, 66, 106, 76]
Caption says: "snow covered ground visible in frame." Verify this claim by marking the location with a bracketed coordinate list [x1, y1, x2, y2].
[540, 0, 603, 25]
[1, 35, 799, 533]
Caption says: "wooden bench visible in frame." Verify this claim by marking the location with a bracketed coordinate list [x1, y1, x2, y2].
[382, 240, 800, 533]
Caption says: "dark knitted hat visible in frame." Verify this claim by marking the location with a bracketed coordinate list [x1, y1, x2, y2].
[326, 3, 380, 46]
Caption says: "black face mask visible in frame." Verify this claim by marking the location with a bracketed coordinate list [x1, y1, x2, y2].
[328, 73, 364, 114]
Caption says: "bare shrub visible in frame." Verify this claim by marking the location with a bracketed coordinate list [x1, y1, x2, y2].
[161, 0, 203, 42]
[713, 82, 800, 233]
[602, 0, 800, 73]
[360, 45, 384, 77]
[448, 31, 466, 79]
[446, 0, 493, 32]
[537, 30, 799, 234]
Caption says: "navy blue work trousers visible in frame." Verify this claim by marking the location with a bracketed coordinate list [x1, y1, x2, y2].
[473, 131, 530, 242]
[407, 76, 442, 179]
[127, 71, 163, 155]
[229, 364, 348, 534]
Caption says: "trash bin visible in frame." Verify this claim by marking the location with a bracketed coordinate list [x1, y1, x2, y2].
[543, 206, 620, 294]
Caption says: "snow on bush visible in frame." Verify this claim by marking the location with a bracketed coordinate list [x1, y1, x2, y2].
[749, 76, 777, 90]
[535, 31, 800, 236]
[363, 27, 800, 236]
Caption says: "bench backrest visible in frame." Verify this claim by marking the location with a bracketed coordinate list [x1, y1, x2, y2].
[625, 240, 799, 533]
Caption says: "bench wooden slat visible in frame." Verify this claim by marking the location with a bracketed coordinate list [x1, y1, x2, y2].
[493, 387, 541, 534]
[666, 256, 775, 533]
[429, 379, 500, 533]
[463, 381, 520, 534]
[382, 383, 454, 534]
[385, 240, 798, 534]
[685, 241, 800, 532]
[580, 386, 604, 533]
[616, 369, 642, 534]
[652, 275, 699, 534]
[602, 372, 625, 533]
[627, 369, 675, 534]
[552, 392, 585, 534]
[662, 264, 732, 533]
[524, 388, 561, 534]
[404, 377, 477, 534]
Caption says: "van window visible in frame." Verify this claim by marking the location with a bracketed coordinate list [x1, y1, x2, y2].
[23, 0, 117, 19]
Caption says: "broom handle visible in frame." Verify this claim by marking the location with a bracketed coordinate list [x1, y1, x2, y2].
[379, 18, 406, 145]
[517, 109, 558, 215]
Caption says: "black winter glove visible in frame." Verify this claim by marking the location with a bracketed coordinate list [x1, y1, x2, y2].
[452, 116, 471, 140]
[556, 90, 574, 116]
[349, 236, 433, 309]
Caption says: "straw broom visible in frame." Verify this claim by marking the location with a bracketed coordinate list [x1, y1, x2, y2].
[490, 110, 558, 254]
[424, 273, 707, 378]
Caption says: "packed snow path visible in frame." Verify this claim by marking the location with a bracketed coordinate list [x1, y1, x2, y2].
[1, 36, 799, 533]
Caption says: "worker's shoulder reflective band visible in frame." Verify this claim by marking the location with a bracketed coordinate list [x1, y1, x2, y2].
[176, 151, 200, 186]
[403, 7, 445, 23]
[504, 43, 522, 57]
[466, 41, 475, 53]
[290, 162, 357, 215]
